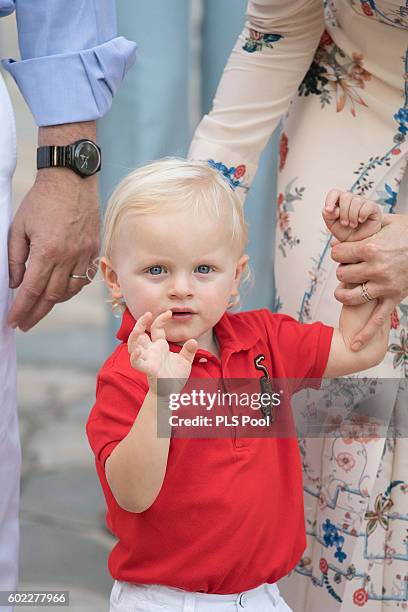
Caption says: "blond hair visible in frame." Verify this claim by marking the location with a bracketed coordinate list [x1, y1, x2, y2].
[101, 157, 251, 311]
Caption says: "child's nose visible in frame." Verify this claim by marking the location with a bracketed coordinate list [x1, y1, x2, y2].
[168, 275, 193, 299]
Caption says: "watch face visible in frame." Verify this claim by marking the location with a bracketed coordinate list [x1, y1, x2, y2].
[73, 140, 101, 176]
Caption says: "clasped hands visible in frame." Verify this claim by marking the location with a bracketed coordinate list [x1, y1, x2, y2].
[323, 189, 408, 350]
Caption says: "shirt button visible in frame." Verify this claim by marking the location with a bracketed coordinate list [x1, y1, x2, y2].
[198, 358, 208, 363]
[238, 593, 248, 607]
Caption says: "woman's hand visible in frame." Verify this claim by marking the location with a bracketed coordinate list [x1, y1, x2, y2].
[331, 213, 408, 350]
[128, 311, 198, 395]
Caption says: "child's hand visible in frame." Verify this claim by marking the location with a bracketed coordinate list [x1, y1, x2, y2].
[322, 189, 382, 243]
[128, 311, 198, 396]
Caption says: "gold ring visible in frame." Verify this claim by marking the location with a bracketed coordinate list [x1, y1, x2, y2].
[360, 282, 374, 302]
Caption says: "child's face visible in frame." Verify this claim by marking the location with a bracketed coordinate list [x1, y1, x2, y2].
[102, 207, 248, 353]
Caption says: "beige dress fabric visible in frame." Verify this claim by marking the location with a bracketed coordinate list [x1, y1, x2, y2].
[189, 0, 408, 609]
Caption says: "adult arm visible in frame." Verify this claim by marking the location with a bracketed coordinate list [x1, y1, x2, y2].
[2, 0, 137, 331]
[8, 121, 100, 331]
[189, 0, 324, 196]
[2, 0, 136, 125]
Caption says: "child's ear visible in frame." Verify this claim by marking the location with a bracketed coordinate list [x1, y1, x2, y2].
[231, 254, 249, 297]
[100, 257, 122, 299]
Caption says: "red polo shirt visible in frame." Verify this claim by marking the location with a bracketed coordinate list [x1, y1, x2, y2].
[86, 308, 333, 594]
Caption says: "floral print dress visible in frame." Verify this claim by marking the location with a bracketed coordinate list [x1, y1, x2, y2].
[189, 1, 408, 609]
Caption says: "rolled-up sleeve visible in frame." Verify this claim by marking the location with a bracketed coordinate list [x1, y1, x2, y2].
[1, 1, 137, 126]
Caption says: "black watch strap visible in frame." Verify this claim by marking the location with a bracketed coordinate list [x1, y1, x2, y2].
[37, 140, 101, 177]
[37, 145, 71, 170]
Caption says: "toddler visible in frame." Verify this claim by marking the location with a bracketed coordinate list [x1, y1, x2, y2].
[86, 159, 388, 612]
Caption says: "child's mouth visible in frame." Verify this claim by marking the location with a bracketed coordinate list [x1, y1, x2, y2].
[171, 311, 195, 320]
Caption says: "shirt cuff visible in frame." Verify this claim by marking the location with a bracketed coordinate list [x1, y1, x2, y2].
[2, 36, 137, 126]
[0, 1, 14, 17]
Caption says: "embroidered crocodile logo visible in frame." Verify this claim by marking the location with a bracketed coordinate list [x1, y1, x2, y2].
[254, 354, 275, 422]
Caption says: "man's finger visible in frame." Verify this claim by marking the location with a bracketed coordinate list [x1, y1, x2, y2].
[10, 263, 80, 331]
[42, 263, 75, 303]
[351, 298, 394, 351]
[68, 252, 96, 288]
[7, 256, 54, 328]
[150, 310, 172, 342]
[18, 300, 56, 333]
[8, 220, 29, 289]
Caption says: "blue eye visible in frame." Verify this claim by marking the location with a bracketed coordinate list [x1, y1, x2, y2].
[196, 265, 212, 274]
[148, 266, 165, 275]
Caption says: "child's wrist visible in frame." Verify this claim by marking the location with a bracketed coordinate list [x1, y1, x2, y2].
[148, 379, 176, 401]
[147, 378, 159, 396]
[146, 386, 170, 413]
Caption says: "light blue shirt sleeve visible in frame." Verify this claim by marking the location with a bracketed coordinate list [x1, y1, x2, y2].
[0, 1, 137, 126]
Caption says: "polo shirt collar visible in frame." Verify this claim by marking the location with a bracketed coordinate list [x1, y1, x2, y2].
[117, 308, 258, 356]
[213, 309, 258, 353]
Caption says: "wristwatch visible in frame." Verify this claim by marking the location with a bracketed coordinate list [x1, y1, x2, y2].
[37, 139, 101, 178]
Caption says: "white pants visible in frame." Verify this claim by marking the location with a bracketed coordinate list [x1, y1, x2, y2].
[0, 72, 20, 609]
[109, 580, 293, 612]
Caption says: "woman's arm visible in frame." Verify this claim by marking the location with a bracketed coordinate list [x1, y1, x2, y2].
[189, 0, 324, 195]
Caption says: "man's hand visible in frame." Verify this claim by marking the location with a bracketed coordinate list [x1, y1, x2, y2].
[7, 121, 100, 332]
[331, 213, 408, 350]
